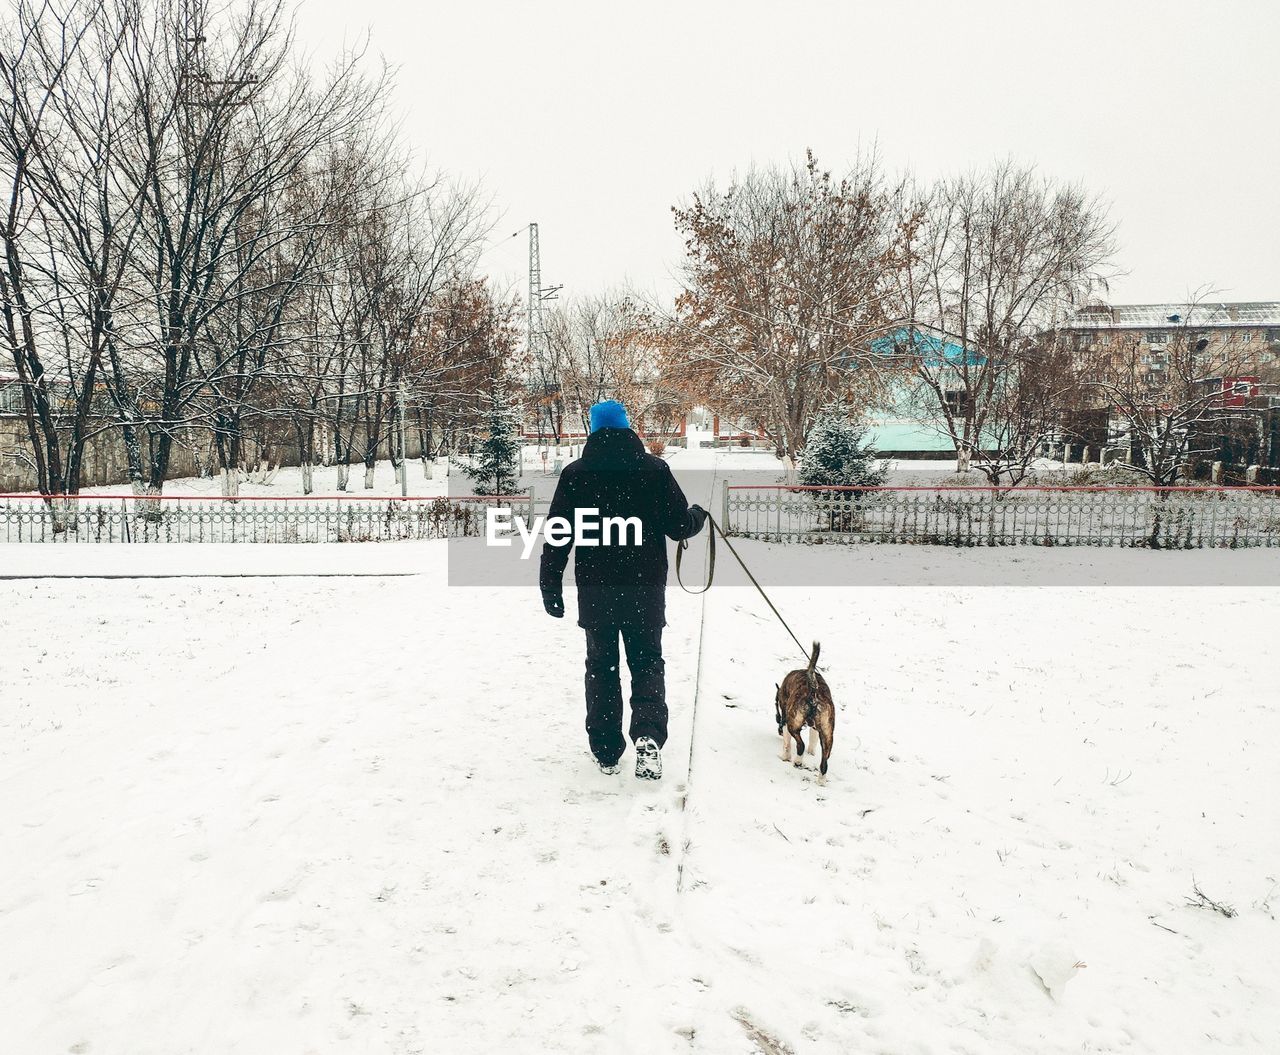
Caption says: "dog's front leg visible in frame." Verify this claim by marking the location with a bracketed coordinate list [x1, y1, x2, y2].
[781, 731, 793, 763]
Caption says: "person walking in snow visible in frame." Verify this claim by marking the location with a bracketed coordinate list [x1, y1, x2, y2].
[540, 400, 707, 779]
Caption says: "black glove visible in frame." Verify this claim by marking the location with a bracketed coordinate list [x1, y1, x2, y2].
[542, 589, 565, 619]
[689, 504, 709, 532]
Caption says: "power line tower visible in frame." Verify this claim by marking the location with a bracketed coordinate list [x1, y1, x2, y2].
[178, 0, 258, 110]
[527, 222, 543, 367]
[526, 223, 566, 464]
[526, 223, 563, 359]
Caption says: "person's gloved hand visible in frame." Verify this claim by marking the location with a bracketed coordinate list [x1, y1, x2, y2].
[542, 588, 565, 619]
[689, 503, 709, 531]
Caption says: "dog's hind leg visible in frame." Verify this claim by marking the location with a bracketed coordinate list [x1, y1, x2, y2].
[817, 724, 833, 785]
[791, 730, 805, 767]
[781, 730, 793, 763]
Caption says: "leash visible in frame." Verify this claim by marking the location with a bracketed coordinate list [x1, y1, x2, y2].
[674, 493, 810, 894]
[676, 512, 810, 664]
[676, 471, 718, 895]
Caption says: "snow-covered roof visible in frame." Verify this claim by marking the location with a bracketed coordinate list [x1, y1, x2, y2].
[1065, 302, 1280, 330]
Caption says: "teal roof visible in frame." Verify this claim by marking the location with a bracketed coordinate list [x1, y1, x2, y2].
[871, 327, 985, 367]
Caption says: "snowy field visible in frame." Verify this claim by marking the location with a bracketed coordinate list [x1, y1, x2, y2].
[67, 442, 1073, 504]
[76, 458, 455, 501]
[2, 447, 1279, 1054]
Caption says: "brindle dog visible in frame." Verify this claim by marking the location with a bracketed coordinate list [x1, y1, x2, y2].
[775, 642, 834, 782]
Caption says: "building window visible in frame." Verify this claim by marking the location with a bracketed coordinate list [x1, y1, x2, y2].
[1238, 330, 1253, 342]
[943, 390, 968, 417]
[0, 383, 23, 414]
[1147, 331, 1168, 345]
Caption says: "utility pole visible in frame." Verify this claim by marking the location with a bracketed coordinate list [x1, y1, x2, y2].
[397, 380, 409, 498]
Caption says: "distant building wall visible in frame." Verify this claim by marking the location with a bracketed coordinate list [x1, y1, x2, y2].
[1062, 302, 1280, 389]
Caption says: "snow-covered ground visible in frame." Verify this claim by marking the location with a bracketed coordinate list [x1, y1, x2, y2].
[76, 458, 455, 501]
[65, 445, 1066, 503]
[2, 444, 1278, 1054]
[72, 444, 615, 501]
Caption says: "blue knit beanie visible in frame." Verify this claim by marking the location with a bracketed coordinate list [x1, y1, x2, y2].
[589, 400, 630, 433]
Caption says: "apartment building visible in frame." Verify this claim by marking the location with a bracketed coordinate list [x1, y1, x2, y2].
[1058, 302, 1280, 474]
[1062, 302, 1280, 385]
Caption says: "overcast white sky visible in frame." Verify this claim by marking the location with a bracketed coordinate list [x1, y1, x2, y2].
[295, 0, 1278, 306]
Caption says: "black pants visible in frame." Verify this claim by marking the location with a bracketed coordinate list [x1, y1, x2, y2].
[583, 625, 666, 764]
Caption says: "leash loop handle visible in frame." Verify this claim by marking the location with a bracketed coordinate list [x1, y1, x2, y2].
[675, 514, 715, 595]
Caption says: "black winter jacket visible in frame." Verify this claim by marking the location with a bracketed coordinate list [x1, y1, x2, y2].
[539, 428, 706, 628]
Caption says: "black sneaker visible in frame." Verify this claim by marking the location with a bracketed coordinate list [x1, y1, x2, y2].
[594, 755, 620, 775]
[634, 736, 662, 780]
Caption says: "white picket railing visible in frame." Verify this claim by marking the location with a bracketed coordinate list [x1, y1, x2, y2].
[0, 493, 534, 544]
[722, 486, 1280, 548]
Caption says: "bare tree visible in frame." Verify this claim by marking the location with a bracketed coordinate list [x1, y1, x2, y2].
[198, 155, 346, 495]
[526, 302, 568, 447]
[544, 295, 622, 434]
[271, 136, 386, 494]
[414, 276, 521, 462]
[667, 151, 901, 462]
[892, 161, 1115, 477]
[314, 160, 485, 490]
[533, 292, 688, 448]
[103, 0, 383, 496]
[1088, 301, 1267, 486]
[1, 0, 498, 505]
[974, 331, 1089, 487]
[0, 0, 132, 511]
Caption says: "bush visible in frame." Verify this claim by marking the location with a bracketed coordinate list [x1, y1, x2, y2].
[647, 438, 667, 456]
[800, 405, 887, 491]
[460, 379, 521, 495]
[1060, 463, 1137, 488]
[800, 404, 887, 532]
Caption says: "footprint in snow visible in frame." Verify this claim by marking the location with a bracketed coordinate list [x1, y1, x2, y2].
[68, 877, 104, 896]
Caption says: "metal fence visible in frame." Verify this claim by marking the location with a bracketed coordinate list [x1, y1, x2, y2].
[0, 493, 534, 543]
[722, 486, 1280, 548]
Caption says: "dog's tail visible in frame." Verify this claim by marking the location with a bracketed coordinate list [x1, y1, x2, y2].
[804, 641, 820, 722]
